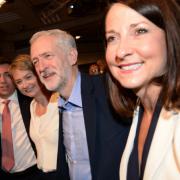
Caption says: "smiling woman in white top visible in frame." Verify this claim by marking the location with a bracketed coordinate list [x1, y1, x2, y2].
[10, 54, 59, 179]
[105, 0, 180, 179]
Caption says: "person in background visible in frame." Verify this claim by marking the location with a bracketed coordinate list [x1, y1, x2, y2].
[89, 59, 106, 75]
[105, 0, 180, 179]
[29, 29, 130, 180]
[89, 63, 99, 75]
[0, 58, 40, 180]
[96, 59, 106, 74]
[10, 54, 63, 180]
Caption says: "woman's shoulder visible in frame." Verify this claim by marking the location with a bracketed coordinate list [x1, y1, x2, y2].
[161, 107, 180, 120]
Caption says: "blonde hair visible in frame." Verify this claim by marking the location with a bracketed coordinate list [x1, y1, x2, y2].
[10, 54, 36, 75]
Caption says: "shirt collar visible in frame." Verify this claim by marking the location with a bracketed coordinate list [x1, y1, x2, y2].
[58, 72, 82, 109]
[0, 90, 18, 103]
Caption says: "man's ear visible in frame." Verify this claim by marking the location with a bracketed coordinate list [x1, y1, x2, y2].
[69, 48, 78, 65]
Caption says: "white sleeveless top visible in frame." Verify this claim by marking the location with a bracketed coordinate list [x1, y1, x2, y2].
[30, 93, 59, 172]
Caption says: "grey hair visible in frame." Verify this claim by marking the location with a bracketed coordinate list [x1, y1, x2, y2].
[30, 29, 77, 50]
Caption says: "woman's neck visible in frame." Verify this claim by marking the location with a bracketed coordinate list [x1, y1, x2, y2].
[137, 84, 162, 115]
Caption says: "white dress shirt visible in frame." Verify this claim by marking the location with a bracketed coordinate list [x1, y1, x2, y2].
[0, 90, 36, 173]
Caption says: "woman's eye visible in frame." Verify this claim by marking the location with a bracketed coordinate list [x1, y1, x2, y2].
[26, 75, 32, 79]
[15, 81, 21, 85]
[106, 36, 115, 43]
[135, 28, 148, 35]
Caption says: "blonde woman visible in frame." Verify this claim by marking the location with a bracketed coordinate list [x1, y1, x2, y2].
[10, 54, 60, 180]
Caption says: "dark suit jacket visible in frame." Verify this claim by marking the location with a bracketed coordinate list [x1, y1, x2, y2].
[17, 91, 37, 154]
[56, 73, 130, 180]
[0, 90, 36, 170]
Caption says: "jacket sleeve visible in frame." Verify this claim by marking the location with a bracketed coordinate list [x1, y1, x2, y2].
[174, 111, 180, 171]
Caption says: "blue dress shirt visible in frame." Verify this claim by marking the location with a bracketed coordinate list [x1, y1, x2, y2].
[58, 72, 92, 180]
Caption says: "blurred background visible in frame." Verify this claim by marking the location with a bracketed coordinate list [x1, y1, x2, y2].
[0, 0, 112, 68]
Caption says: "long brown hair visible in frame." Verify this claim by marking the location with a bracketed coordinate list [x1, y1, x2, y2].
[106, 0, 180, 117]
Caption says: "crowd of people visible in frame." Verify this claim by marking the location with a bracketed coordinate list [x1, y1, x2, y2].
[0, 0, 179, 180]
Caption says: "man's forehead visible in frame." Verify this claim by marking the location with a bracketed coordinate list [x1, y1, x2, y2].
[0, 69, 10, 76]
[31, 38, 55, 54]
[0, 64, 10, 70]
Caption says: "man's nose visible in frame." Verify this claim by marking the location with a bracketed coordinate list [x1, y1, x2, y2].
[0, 75, 6, 83]
[36, 59, 47, 73]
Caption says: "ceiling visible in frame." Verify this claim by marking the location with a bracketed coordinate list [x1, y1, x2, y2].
[0, 0, 108, 64]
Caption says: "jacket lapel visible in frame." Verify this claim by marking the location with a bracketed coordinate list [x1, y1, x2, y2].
[120, 107, 139, 180]
[81, 73, 97, 177]
[56, 111, 70, 178]
[17, 91, 37, 154]
[143, 108, 178, 179]
[17, 91, 32, 132]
